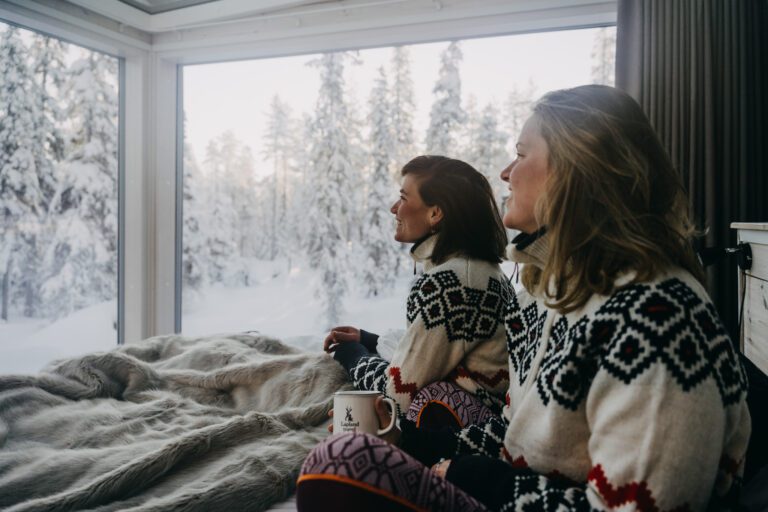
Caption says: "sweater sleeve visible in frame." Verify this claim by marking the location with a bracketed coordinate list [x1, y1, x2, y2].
[446, 456, 594, 511]
[382, 266, 502, 414]
[399, 413, 509, 466]
[333, 342, 390, 396]
[449, 278, 751, 511]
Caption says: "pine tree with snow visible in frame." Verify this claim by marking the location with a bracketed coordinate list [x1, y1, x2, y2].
[181, 125, 210, 292]
[262, 95, 299, 262]
[465, 102, 509, 204]
[362, 67, 400, 297]
[591, 27, 616, 86]
[425, 42, 466, 156]
[232, 142, 258, 266]
[201, 135, 242, 285]
[40, 52, 119, 318]
[0, 27, 46, 319]
[30, 33, 67, 205]
[306, 52, 361, 327]
[505, 79, 537, 147]
[389, 46, 417, 173]
[291, 112, 315, 255]
[460, 94, 479, 163]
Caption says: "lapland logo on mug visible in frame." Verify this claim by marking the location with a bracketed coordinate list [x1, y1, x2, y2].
[333, 390, 396, 436]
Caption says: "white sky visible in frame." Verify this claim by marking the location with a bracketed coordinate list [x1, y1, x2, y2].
[182, 27, 613, 177]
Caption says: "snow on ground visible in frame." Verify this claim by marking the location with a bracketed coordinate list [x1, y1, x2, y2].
[0, 266, 416, 375]
[0, 301, 117, 375]
[0, 262, 517, 376]
[181, 264, 415, 352]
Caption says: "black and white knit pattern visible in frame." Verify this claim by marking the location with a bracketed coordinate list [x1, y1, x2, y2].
[350, 354, 388, 394]
[406, 270, 510, 343]
[530, 277, 748, 412]
[453, 415, 508, 459]
[505, 299, 546, 386]
[497, 473, 593, 512]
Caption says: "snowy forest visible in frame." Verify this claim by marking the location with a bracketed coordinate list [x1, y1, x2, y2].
[0, 25, 118, 324]
[182, 29, 616, 329]
[0, 21, 615, 345]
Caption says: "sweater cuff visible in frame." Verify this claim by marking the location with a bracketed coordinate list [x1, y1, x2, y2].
[359, 329, 379, 353]
[445, 455, 519, 509]
[332, 341, 371, 373]
[399, 419, 458, 467]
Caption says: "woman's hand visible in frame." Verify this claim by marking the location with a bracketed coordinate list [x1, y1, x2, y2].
[323, 326, 361, 353]
[431, 458, 451, 479]
[374, 395, 401, 445]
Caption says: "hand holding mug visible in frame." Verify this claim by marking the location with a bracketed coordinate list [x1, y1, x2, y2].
[323, 326, 361, 353]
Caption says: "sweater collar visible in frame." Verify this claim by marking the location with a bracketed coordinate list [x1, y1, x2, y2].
[506, 227, 548, 269]
[410, 233, 439, 271]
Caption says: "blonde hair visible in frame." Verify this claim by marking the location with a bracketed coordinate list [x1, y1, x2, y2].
[523, 85, 704, 313]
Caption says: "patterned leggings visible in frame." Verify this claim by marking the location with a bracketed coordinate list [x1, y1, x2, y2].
[296, 382, 492, 511]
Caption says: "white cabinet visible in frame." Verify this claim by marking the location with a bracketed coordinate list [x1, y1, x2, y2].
[732, 222, 768, 376]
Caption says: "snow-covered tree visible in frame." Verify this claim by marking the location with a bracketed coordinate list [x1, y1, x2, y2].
[40, 52, 119, 317]
[201, 134, 243, 285]
[291, 112, 315, 255]
[389, 46, 417, 172]
[591, 27, 616, 86]
[362, 67, 400, 297]
[30, 33, 67, 205]
[306, 52, 361, 326]
[505, 80, 537, 148]
[460, 94, 479, 163]
[425, 42, 466, 156]
[0, 27, 45, 319]
[262, 95, 299, 261]
[181, 129, 210, 292]
[465, 103, 510, 203]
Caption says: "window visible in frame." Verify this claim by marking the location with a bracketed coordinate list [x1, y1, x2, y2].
[180, 27, 616, 346]
[0, 22, 121, 373]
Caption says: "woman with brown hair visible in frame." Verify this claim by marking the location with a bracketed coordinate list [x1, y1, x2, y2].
[298, 85, 751, 511]
[326, 155, 512, 426]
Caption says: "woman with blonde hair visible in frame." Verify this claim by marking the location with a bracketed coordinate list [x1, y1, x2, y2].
[297, 85, 751, 511]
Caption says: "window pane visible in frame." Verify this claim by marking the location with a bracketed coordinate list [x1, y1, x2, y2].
[181, 27, 616, 346]
[0, 23, 120, 373]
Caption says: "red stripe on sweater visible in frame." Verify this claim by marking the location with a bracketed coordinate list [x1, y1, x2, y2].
[449, 367, 510, 387]
[588, 465, 691, 512]
[502, 448, 528, 468]
[388, 367, 418, 399]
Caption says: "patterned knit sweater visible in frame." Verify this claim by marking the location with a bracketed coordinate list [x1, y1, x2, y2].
[333, 234, 511, 415]
[409, 233, 752, 511]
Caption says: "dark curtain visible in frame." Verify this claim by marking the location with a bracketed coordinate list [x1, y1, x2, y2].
[615, 0, 768, 340]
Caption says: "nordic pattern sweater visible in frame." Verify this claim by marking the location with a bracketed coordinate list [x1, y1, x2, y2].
[409, 233, 752, 511]
[334, 234, 512, 416]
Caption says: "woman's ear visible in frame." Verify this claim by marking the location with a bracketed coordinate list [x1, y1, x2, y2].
[428, 206, 444, 231]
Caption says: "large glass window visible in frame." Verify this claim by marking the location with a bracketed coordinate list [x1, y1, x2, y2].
[181, 27, 616, 347]
[0, 22, 120, 373]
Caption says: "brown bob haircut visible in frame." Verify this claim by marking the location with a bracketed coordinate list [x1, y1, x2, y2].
[401, 155, 507, 265]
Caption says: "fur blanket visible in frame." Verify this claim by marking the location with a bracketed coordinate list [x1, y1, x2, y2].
[0, 333, 350, 511]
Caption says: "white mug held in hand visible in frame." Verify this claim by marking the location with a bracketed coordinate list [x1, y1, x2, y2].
[333, 390, 397, 436]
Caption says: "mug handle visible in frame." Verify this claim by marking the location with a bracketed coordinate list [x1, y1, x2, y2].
[377, 397, 397, 436]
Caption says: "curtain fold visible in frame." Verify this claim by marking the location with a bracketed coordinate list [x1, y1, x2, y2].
[616, 0, 768, 339]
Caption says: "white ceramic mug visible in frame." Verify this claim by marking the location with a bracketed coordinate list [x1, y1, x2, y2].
[333, 390, 397, 436]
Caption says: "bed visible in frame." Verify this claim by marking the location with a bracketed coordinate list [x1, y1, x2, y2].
[0, 333, 349, 511]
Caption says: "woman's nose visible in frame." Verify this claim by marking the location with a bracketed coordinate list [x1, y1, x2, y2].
[500, 163, 512, 182]
[390, 200, 399, 214]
